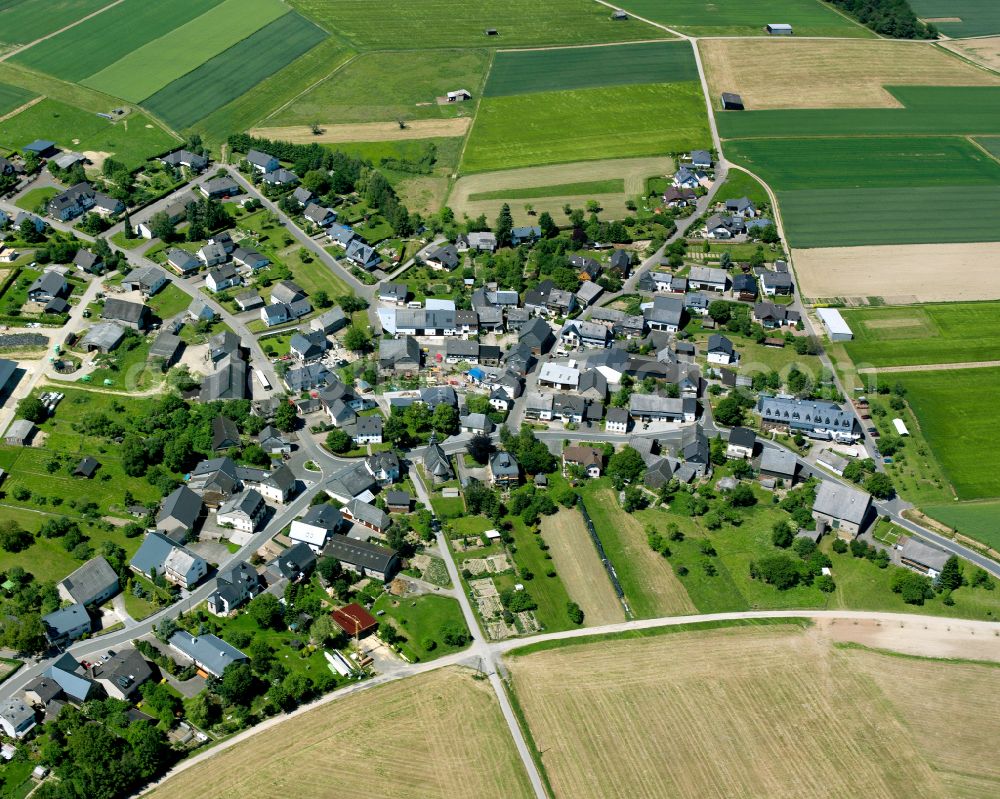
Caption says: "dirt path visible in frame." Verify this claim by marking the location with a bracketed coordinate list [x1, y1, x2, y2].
[0, 95, 43, 124]
[0, 0, 126, 62]
[249, 118, 470, 144]
[858, 360, 1000, 374]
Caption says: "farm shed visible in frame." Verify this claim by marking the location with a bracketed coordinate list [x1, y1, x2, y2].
[766, 23, 793, 35]
[892, 418, 910, 436]
[721, 92, 744, 111]
[816, 308, 853, 341]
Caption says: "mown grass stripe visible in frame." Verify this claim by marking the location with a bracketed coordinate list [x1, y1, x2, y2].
[0, 80, 36, 116]
[143, 12, 326, 130]
[468, 178, 625, 201]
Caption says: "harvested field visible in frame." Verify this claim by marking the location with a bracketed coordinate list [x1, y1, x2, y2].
[817, 616, 1000, 662]
[792, 242, 1000, 302]
[540, 509, 625, 626]
[450, 156, 673, 220]
[942, 37, 1000, 72]
[701, 39, 1000, 111]
[507, 623, 956, 799]
[846, 647, 1000, 795]
[147, 667, 533, 799]
[251, 118, 470, 144]
[581, 488, 696, 618]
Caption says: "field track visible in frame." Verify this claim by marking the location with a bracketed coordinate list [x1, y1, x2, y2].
[941, 36, 1000, 71]
[541, 510, 625, 626]
[250, 118, 470, 144]
[858, 360, 1000, 373]
[792, 242, 1000, 302]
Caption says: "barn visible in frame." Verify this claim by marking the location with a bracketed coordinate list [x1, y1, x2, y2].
[766, 23, 793, 35]
[721, 92, 744, 111]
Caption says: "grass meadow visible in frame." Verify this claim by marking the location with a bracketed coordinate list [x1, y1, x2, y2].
[841, 302, 1000, 367]
[0, 0, 109, 46]
[922, 501, 1000, 550]
[910, 0, 1000, 37]
[462, 82, 709, 173]
[269, 48, 490, 126]
[11, 0, 223, 81]
[484, 40, 698, 97]
[777, 185, 1000, 247]
[893, 367, 1000, 501]
[81, 0, 286, 102]
[289, 0, 672, 49]
[714, 169, 770, 206]
[0, 98, 178, 167]
[469, 178, 624, 201]
[0, 81, 35, 116]
[617, 0, 871, 37]
[143, 12, 327, 130]
[372, 593, 470, 662]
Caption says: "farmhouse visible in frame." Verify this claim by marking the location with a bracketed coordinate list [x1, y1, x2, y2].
[812, 481, 872, 538]
[563, 445, 603, 478]
[629, 394, 696, 423]
[217, 489, 267, 533]
[101, 298, 149, 330]
[490, 451, 521, 488]
[323, 536, 399, 582]
[156, 485, 204, 541]
[129, 532, 208, 589]
[900, 539, 950, 579]
[817, 308, 853, 341]
[756, 395, 858, 441]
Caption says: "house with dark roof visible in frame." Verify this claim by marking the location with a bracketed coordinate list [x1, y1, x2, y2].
[345, 239, 381, 270]
[217, 489, 267, 532]
[73, 248, 103, 274]
[290, 330, 329, 362]
[732, 273, 758, 300]
[426, 243, 460, 271]
[156, 485, 204, 542]
[706, 334, 736, 365]
[207, 561, 262, 616]
[759, 447, 798, 483]
[290, 504, 343, 552]
[812, 481, 872, 539]
[200, 354, 249, 402]
[262, 168, 298, 187]
[27, 271, 68, 303]
[80, 323, 125, 353]
[101, 298, 149, 330]
[212, 415, 241, 452]
[72, 456, 100, 478]
[270, 279, 306, 306]
[756, 395, 858, 442]
[490, 451, 520, 488]
[511, 225, 541, 245]
[88, 649, 153, 701]
[753, 301, 799, 329]
[323, 536, 400, 581]
[726, 427, 756, 459]
[205, 262, 239, 292]
[353, 414, 383, 445]
[563, 445, 603, 478]
[166, 248, 200, 275]
[160, 149, 208, 171]
[311, 307, 347, 335]
[379, 336, 421, 374]
[760, 270, 793, 296]
[42, 603, 90, 645]
[518, 317, 555, 355]
[246, 150, 279, 172]
[200, 176, 240, 199]
[266, 542, 317, 582]
[57, 556, 118, 608]
[45, 653, 95, 703]
[423, 438, 454, 482]
[386, 491, 411, 512]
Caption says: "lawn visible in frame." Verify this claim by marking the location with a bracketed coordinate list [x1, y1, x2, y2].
[82, 0, 287, 103]
[725, 136, 1000, 190]
[719, 86, 1000, 139]
[462, 82, 710, 173]
[893, 367, 1000, 501]
[484, 40, 698, 97]
[0, 99, 179, 169]
[372, 593, 469, 662]
[909, 0, 1000, 37]
[841, 301, 1000, 368]
[14, 187, 56, 212]
[618, 0, 871, 36]
[146, 283, 191, 320]
[0, 81, 35, 116]
[976, 136, 1000, 159]
[269, 48, 490, 126]
[289, 0, 672, 49]
[109, 230, 146, 250]
[11, 0, 223, 81]
[922, 501, 1000, 551]
[0, 0, 110, 46]
[143, 12, 327, 130]
[468, 179, 624, 201]
[713, 169, 770, 206]
[777, 185, 1000, 248]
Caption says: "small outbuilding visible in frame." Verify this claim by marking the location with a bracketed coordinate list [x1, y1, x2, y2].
[721, 92, 744, 111]
[766, 23, 793, 35]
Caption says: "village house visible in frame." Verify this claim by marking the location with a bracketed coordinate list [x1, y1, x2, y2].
[217, 489, 268, 532]
[342, 499, 391, 534]
[323, 536, 400, 582]
[756, 395, 858, 442]
[490, 451, 521, 488]
[563, 445, 604, 478]
[688, 266, 728, 292]
[812, 481, 873, 539]
[290, 504, 344, 553]
[169, 631, 247, 678]
[726, 427, 756, 459]
[156, 485, 204, 541]
[706, 334, 737, 365]
[129, 533, 208, 589]
[57, 556, 118, 608]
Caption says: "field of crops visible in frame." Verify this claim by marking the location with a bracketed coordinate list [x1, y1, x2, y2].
[0, 81, 35, 116]
[11, 0, 222, 81]
[462, 82, 708, 173]
[841, 302, 1000, 367]
[148, 668, 534, 799]
[507, 624, 976, 799]
[144, 12, 326, 130]
[894, 367, 1000, 501]
[484, 41, 698, 97]
[81, 0, 286, 102]
[617, 0, 871, 37]
[777, 185, 1000, 248]
[0, 0, 108, 46]
[727, 136, 1000, 190]
[469, 179, 624, 201]
[0, 98, 178, 167]
[269, 49, 489, 126]
[923, 501, 1000, 550]
[719, 86, 1000, 139]
[289, 0, 671, 49]
[910, 0, 1000, 38]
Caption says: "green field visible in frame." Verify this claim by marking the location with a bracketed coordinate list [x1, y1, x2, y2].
[777, 185, 1000, 247]
[719, 87, 1000, 140]
[484, 41, 698, 97]
[894, 367, 1000, 501]
[910, 0, 1000, 37]
[11, 0, 223, 81]
[462, 82, 709, 173]
[922, 502, 1000, 551]
[289, 0, 672, 49]
[0, 98, 178, 168]
[270, 48, 489, 126]
[976, 136, 1000, 159]
[617, 0, 871, 36]
[0, 0, 109, 46]
[714, 169, 770, 206]
[0, 81, 36, 116]
[372, 594, 470, 662]
[143, 12, 327, 130]
[841, 302, 1000, 368]
[469, 179, 625, 201]
[726, 136, 1000, 190]
[82, 0, 286, 102]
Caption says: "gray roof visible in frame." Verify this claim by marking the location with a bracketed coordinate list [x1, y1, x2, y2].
[812, 481, 871, 525]
[386, 491, 410, 507]
[46, 654, 94, 703]
[149, 331, 182, 360]
[300, 504, 343, 532]
[88, 648, 152, 697]
[756, 395, 855, 434]
[247, 149, 277, 168]
[379, 336, 420, 368]
[270, 279, 306, 305]
[0, 697, 34, 731]
[759, 447, 797, 477]
[81, 322, 125, 351]
[728, 426, 756, 448]
[200, 354, 249, 402]
[345, 498, 390, 529]
[43, 603, 89, 639]
[708, 334, 734, 355]
[901, 539, 951, 573]
[4, 418, 35, 441]
[169, 631, 246, 677]
[490, 450, 520, 477]
[129, 532, 176, 575]
[355, 414, 383, 438]
[157, 485, 203, 529]
[424, 441, 453, 479]
[58, 556, 118, 606]
[218, 489, 265, 519]
[101, 298, 147, 326]
[323, 535, 397, 574]
[28, 271, 67, 298]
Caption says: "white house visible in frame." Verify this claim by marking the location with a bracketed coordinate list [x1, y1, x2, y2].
[216, 490, 267, 533]
[289, 504, 343, 553]
[706, 334, 737, 365]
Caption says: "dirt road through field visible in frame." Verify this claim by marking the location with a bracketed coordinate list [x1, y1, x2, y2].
[250, 118, 470, 144]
